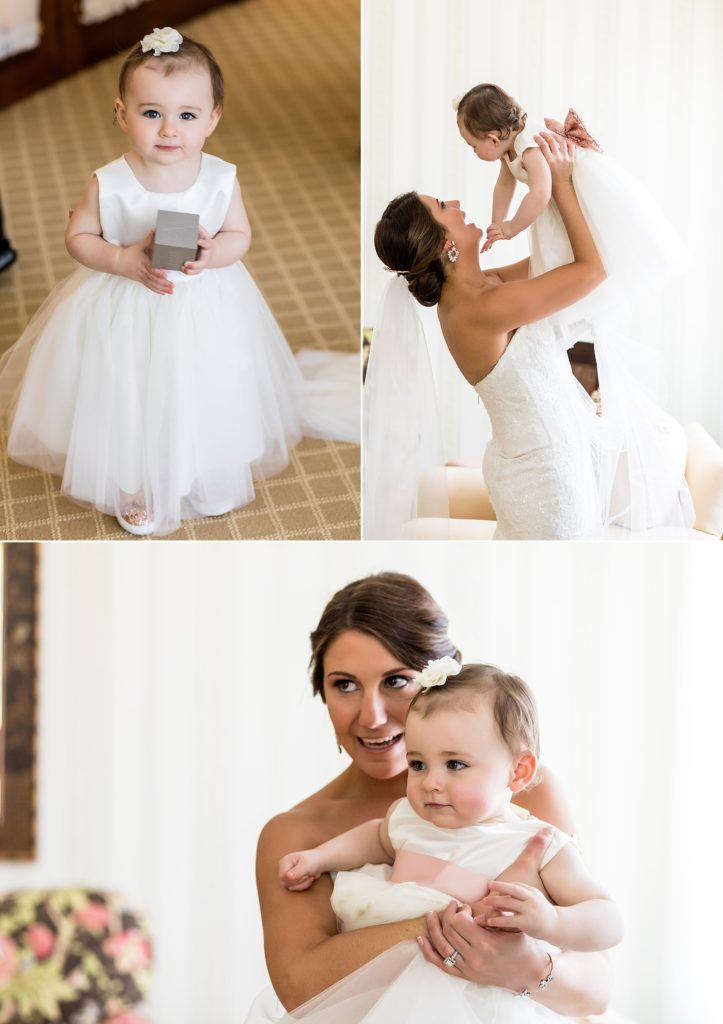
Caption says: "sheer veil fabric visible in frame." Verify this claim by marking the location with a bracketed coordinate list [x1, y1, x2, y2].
[363, 276, 449, 539]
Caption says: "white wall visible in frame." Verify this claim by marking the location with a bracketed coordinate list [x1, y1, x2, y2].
[0, 542, 720, 1024]
[363, 0, 723, 444]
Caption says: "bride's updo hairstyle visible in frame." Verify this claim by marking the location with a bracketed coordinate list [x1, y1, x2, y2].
[456, 83, 527, 140]
[375, 193, 447, 307]
[309, 572, 461, 701]
[118, 33, 225, 109]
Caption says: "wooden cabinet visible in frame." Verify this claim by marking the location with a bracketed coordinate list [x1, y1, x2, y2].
[0, 0, 234, 110]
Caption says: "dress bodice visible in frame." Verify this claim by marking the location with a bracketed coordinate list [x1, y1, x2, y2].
[472, 319, 603, 539]
[503, 121, 544, 184]
[388, 797, 569, 883]
[95, 152, 236, 247]
[330, 797, 570, 931]
[474, 319, 596, 458]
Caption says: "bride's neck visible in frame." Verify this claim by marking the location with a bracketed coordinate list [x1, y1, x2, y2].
[446, 253, 486, 291]
[336, 763, 408, 803]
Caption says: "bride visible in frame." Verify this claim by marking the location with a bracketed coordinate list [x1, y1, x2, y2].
[366, 132, 693, 540]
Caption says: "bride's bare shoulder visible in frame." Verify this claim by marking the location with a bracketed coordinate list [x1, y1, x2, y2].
[439, 279, 510, 383]
[258, 780, 348, 854]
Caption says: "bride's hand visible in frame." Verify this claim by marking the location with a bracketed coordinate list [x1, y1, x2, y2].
[534, 131, 576, 182]
[418, 902, 550, 991]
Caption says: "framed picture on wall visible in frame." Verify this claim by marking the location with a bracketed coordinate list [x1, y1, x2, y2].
[0, 543, 38, 860]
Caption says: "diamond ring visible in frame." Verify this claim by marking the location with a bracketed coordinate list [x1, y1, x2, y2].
[443, 949, 460, 968]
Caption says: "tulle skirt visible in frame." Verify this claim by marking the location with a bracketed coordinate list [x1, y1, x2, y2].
[0, 263, 358, 534]
[531, 147, 685, 327]
[245, 943, 561, 1024]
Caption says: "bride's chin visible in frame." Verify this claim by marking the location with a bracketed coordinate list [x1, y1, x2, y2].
[364, 763, 407, 781]
[354, 753, 408, 781]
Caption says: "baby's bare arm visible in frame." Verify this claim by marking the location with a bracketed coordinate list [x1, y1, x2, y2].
[505, 146, 552, 237]
[279, 816, 394, 890]
[65, 176, 122, 274]
[65, 175, 173, 295]
[202, 179, 251, 268]
[491, 161, 517, 224]
[483, 843, 623, 951]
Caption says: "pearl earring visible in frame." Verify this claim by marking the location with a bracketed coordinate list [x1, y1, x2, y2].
[446, 241, 460, 263]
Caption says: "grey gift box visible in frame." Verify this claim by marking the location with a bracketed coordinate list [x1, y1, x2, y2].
[151, 210, 200, 270]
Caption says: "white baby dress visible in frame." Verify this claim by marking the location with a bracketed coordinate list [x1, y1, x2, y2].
[0, 153, 357, 534]
[245, 801, 570, 1024]
[504, 115, 684, 326]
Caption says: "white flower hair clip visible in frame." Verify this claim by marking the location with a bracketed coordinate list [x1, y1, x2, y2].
[141, 27, 183, 56]
[416, 656, 461, 692]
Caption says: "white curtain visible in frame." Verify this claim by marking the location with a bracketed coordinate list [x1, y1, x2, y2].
[363, 0, 723, 448]
[0, 542, 720, 1024]
[79, 0, 151, 25]
[0, 0, 41, 60]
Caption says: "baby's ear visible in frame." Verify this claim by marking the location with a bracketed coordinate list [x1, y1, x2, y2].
[205, 106, 222, 137]
[114, 98, 127, 127]
[509, 750, 537, 792]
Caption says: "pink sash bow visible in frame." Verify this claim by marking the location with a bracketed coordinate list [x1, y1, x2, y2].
[544, 108, 603, 152]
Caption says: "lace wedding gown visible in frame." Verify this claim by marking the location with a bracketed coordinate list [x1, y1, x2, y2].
[475, 317, 692, 539]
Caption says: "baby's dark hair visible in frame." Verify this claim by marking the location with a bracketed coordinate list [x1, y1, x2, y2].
[409, 663, 540, 760]
[118, 32, 224, 109]
[374, 192, 447, 307]
[456, 83, 526, 140]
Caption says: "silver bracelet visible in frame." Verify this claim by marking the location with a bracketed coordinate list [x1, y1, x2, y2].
[515, 952, 555, 998]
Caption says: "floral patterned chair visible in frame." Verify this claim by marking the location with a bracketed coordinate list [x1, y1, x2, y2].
[0, 889, 152, 1024]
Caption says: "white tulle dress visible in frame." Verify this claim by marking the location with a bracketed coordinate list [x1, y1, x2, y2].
[245, 800, 571, 1023]
[506, 115, 684, 325]
[0, 153, 358, 534]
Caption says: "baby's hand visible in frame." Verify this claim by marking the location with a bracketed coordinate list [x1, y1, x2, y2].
[278, 850, 324, 891]
[181, 225, 213, 276]
[117, 229, 174, 296]
[481, 221, 514, 254]
[481, 880, 558, 941]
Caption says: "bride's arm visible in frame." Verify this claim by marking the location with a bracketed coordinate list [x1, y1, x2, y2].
[257, 813, 427, 1011]
[487, 257, 531, 283]
[422, 908, 613, 1016]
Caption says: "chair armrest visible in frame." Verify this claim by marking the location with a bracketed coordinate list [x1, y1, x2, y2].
[685, 423, 723, 538]
[417, 467, 496, 521]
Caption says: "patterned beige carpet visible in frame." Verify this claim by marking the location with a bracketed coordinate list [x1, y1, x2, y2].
[0, 0, 360, 540]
